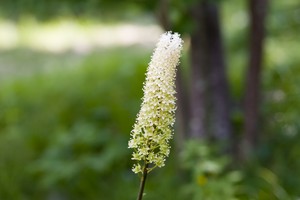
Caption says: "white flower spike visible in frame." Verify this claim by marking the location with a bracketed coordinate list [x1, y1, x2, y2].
[128, 31, 183, 174]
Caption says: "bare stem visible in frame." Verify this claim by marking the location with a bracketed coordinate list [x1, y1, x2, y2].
[136, 163, 149, 200]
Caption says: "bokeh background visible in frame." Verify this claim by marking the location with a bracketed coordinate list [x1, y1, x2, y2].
[0, 0, 299, 199]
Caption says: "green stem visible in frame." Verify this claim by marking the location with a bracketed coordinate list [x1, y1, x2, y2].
[137, 163, 149, 200]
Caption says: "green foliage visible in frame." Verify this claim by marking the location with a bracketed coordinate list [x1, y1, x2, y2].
[0, 47, 149, 199]
[260, 52, 300, 197]
[31, 123, 130, 198]
[179, 140, 297, 200]
[0, 132, 37, 199]
[0, 0, 146, 21]
[236, 167, 292, 200]
[180, 140, 243, 200]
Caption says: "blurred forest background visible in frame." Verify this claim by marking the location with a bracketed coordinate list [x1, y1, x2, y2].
[0, 0, 299, 199]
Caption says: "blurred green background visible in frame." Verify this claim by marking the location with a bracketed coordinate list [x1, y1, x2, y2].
[0, 0, 299, 199]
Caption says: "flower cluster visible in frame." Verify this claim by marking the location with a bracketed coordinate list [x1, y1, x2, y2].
[128, 32, 183, 174]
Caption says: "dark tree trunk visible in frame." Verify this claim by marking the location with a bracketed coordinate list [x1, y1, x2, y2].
[175, 67, 190, 144]
[189, 3, 209, 138]
[242, 0, 268, 157]
[203, 2, 232, 141]
[157, 0, 171, 31]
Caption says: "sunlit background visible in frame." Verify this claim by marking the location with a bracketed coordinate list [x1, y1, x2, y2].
[0, 0, 299, 199]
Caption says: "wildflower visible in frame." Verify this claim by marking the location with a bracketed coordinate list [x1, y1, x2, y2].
[132, 164, 142, 174]
[128, 31, 183, 174]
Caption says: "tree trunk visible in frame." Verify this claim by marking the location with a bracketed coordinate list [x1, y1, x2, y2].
[175, 67, 190, 141]
[242, 0, 268, 158]
[189, 3, 209, 138]
[203, 2, 232, 141]
[157, 0, 171, 31]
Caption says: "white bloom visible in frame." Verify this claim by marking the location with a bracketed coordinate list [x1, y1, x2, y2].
[128, 31, 183, 174]
[132, 164, 142, 174]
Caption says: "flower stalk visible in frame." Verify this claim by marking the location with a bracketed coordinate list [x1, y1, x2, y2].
[136, 163, 149, 200]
